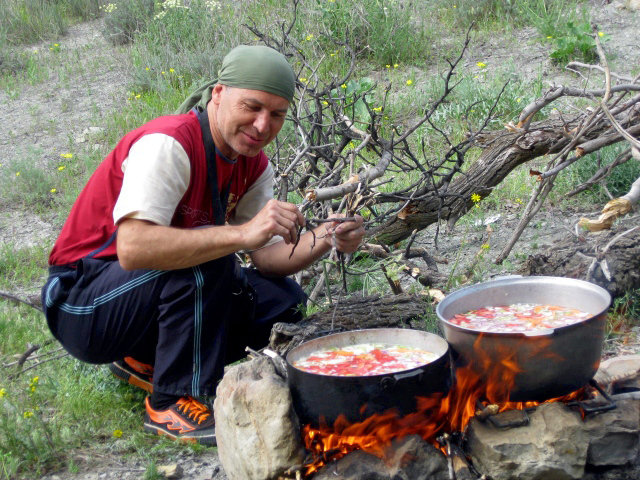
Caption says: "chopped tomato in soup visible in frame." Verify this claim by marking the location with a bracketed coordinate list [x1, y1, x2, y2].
[449, 303, 590, 333]
[292, 343, 439, 376]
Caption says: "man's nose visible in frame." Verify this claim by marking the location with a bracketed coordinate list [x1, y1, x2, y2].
[253, 111, 270, 134]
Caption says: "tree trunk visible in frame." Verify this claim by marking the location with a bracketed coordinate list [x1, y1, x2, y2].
[520, 215, 640, 298]
[372, 116, 638, 245]
[268, 294, 429, 355]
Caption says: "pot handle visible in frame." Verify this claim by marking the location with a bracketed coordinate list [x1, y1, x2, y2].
[394, 369, 424, 381]
[380, 368, 425, 389]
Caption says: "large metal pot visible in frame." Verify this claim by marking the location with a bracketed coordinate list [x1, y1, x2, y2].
[286, 328, 451, 427]
[436, 276, 611, 401]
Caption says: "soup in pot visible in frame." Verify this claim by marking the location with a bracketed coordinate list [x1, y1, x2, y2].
[293, 343, 439, 376]
[449, 303, 590, 333]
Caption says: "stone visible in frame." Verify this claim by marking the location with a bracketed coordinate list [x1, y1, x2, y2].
[624, 0, 640, 11]
[594, 355, 640, 393]
[214, 356, 304, 480]
[157, 464, 183, 479]
[386, 435, 449, 480]
[584, 398, 640, 467]
[313, 435, 448, 480]
[314, 450, 388, 480]
[467, 403, 589, 480]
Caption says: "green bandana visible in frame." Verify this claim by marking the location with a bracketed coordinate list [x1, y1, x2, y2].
[175, 45, 295, 115]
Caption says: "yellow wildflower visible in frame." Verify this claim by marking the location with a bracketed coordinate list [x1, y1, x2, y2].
[54, 43, 59, 47]
[113, 429, 123, 438]
[15, 172, 20, 176]
[169, 68, 175, 73]
[60, 153, 73, 159]
[481, 243, 490, 250]
[393, 63, 399, 68]
[471, 193, 481, 203]
[453, 5, 457, 8]
[135, 94, 141, 99]
[145, 67, 150, 71]
[161, 71, 166, 75]
[299, 77, 307, 83]
[23, 411, 34, 419]
[31, 376, 39, 384]
[547, 36, 553, 39]
[306, 34, 314, 41]
[58, 166, 66, 171]
[341, 84, 347, 89]
[598, 31, 604, 37]
[322, 101, 328, 106]
[0, 388, 6, 398]
[50, 188, 57, 194]
[373, 106, 382, 112]
[476, 62, 487, 69]
[406, 79, 413, 86]
[385, 64, 391, 69]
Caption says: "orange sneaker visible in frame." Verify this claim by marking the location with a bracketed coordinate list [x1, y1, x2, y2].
[109, 357, 154, 393]
[143, 396, 216, 445]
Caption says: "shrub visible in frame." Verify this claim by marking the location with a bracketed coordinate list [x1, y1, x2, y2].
[317, 0, 432, 65]
[548, 19, 601, 64]
[101, 0, 155, 46]
[0, 0, 67, 45]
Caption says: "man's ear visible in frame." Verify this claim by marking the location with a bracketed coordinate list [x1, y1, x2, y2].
[210, 84, 224, 105]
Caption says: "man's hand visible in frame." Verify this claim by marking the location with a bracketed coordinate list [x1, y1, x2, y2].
[240, 199, 306, 250]
[324, 214, 365, 253]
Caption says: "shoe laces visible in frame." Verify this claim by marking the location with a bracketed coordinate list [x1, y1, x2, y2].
[176, 396, 211, 424]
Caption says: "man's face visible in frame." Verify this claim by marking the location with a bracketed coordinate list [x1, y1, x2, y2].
[209, 84, 289, 159]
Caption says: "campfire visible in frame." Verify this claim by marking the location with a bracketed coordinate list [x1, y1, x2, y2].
[213, 280, 639, 480]
[214, 339, 640, 480]
[300, 333, 593, 477]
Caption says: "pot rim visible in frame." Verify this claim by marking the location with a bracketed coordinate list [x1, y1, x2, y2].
[435, 275, 611, 338]
[285, 327, 450, 379]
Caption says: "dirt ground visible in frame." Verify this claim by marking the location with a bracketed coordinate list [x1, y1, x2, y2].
[3, 2, 639, 479]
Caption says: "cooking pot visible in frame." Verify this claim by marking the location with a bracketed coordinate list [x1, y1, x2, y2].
[286, 328, 451, 427]
[436, 276, 611, 401]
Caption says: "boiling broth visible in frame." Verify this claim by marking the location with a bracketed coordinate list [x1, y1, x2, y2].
[293, 343, 439, 376]
[449, 303, 590, 333]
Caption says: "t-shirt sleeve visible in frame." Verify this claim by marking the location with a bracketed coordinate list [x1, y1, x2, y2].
[113, 133, 191, 226]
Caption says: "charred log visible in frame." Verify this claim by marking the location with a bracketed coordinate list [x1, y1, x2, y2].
[268, 294, 428, 355]
[520, 215, 640, 298]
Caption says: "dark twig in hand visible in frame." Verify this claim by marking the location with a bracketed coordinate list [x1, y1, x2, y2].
[288, 224, 305, 259]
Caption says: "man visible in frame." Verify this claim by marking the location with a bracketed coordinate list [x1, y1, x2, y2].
[41, 45, 365, 446]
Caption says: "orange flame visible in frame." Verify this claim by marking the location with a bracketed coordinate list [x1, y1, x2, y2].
[301, 334, 588, 476]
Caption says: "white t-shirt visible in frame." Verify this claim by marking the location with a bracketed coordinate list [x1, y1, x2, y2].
[112, 134, 278, 246]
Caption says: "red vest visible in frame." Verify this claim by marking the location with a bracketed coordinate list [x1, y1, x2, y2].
[49, 111, 268, 266]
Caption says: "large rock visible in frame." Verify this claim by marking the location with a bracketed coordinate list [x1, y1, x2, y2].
[314, 435, 448, 480]
[214, 357, 304, 480]
[585, 398, 640, 467]
[467, 403, 589, 480]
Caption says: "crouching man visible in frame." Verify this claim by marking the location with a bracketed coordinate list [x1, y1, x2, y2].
[42, 45, 364, 445]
